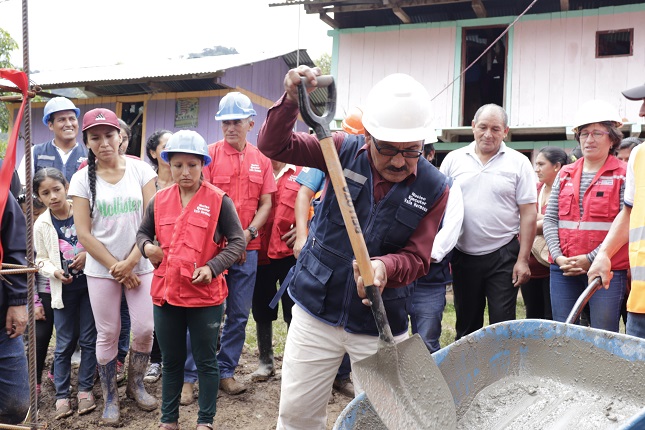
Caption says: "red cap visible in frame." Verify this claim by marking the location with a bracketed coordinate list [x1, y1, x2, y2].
[82, 108, 120, 132]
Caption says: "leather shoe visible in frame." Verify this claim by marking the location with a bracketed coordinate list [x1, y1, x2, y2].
[333, 377, 355, 397]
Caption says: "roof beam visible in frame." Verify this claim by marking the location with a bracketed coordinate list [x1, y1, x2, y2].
[560, 0, 569, 11]
[392, 6, 411, 23]
[302, 0, 470, 15]
[471, 0, 486, 18]
[318, 10, 339, 28]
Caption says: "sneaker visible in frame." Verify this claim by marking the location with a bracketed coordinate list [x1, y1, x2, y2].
[116, 360, 126, 383]
[144, 362, 162, 383]
[77, 391, 97, 415]
[333, 377, 355, 398]
[55, 398, 73, 420]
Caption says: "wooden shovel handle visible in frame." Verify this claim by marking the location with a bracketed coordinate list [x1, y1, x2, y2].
[319, 136, 395, 344]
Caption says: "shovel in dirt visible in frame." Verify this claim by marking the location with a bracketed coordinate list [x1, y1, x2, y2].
[297, 76, 457, 430]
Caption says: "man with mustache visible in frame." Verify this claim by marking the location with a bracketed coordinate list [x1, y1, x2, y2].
[440, 104, 537, 340]
[258, 66, 449, 430]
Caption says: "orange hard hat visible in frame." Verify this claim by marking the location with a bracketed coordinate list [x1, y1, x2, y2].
[341, 106, 365, 135]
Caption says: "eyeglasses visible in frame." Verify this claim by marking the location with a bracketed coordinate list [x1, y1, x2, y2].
[579, 130, 610, 141]
[372, 138, 422, 159]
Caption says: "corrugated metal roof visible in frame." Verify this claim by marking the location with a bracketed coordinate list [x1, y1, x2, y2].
[30, 50, 315, 90]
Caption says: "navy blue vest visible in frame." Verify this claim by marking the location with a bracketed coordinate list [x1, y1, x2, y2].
[33, 140, 87, 183]
[416, 177, 454, 288]
[287, 135, 449, 336]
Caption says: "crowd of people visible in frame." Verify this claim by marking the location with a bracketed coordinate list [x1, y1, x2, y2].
[0, 68, 644, 430]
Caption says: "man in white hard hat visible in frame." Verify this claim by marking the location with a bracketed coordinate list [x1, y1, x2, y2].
[588, 84, 645, 339]
[203, 92, 276, 395]
[258, 66, 449, 430]
[440, 104, 537, 340]
[17, 97, 86, 185]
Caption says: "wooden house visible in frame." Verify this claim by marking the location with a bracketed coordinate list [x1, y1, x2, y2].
[275, 0, 645, 162]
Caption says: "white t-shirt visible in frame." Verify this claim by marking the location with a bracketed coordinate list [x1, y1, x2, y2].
[624, 144, 640, 207]
[440, 141, 537, 255]
[68, 157, 157, 278]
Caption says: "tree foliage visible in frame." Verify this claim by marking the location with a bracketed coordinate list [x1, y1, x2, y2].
[187, 46, 239, 59]
[315, 52, 331, 75]
[0, 27, 19, 135]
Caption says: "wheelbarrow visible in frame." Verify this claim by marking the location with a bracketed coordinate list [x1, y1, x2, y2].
[334, 281, 645, 429]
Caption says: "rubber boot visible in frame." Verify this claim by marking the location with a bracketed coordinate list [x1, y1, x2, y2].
[126, 350, 158, 411]
[98, 359, 120, 425]
[251, 322, 275, 382]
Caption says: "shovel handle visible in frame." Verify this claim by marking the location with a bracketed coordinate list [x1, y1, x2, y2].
[297, 78, 395, 345]
[565, 277, 602, 324]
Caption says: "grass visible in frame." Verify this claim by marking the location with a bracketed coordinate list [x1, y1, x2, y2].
[245, 286, 528, 355]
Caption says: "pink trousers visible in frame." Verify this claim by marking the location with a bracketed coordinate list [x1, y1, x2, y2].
[86, 273, 154, 365]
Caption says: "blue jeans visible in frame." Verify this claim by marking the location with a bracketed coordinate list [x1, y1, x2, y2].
[627, 312, 645, 339]
[117, 288, 130, 363]
[217, 250, 258, 379]
[407, 283, 446, 353]
[550, 265, 626, 332]
[53, 287, 97, 398]
[184, 329, 197, 384]
[0, 329, 29, 424]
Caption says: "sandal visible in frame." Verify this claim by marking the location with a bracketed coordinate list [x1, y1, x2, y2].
[77, 391, 97, 415]
[159, 423, 180, 430]
[55, 398, 73, 420]
[196, 424, 213, 430]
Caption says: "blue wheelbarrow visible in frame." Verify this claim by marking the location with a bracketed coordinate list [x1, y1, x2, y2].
[335, 282, 645, 429]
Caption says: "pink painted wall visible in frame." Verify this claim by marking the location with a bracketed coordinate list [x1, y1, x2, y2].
[510, 10, 645, 126]
[335, 26, 457, 130]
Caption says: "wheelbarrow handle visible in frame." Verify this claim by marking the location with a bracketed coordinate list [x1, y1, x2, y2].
[565, 277, 602, 324]
[297, 77, 395, 345]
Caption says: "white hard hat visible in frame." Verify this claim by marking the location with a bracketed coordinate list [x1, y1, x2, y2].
[362, 74, 432, 142]
[161, 130, 212, 166]
[215, 92, 257, 121]
[43, 97, 80, 126]
[572, 100, 623, 132]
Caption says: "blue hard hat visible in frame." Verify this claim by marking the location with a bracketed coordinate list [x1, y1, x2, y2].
[160, 130, 212, 166]
[215, 92, 256, 121]
[42, 97, 80, 126]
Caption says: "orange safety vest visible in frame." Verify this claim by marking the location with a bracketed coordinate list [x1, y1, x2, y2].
[556, 156, 629, 270]
[628, 147, 645, 313]
[204, 140, 273, 251]
[151, 182, 227, 307]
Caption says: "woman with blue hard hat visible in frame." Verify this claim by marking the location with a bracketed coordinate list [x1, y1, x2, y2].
[136, 130, 246, 430]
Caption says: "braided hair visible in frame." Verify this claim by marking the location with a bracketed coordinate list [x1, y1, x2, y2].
[83, 131, 98, 218]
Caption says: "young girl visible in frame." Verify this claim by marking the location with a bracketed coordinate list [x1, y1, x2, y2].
[33, 168, 97, 419]
[69, 108, 158, 425]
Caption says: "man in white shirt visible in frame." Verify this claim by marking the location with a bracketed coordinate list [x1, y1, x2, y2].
[440, 104, 537, 340]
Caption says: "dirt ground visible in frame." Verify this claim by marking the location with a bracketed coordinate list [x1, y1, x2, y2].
[34, 346, 352, 430]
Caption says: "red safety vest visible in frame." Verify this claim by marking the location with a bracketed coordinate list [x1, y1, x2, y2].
[556, 156, 629, 270]
[204, 140, 273, 251]
[268, 166, 302, 260]
[151, 182, 227, 307]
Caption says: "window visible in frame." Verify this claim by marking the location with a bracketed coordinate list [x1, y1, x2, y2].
[596, 29, 633, 58]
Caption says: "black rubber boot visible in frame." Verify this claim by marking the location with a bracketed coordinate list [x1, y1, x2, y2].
[126, 350, 158, 411]
[98, 358, 120, 425]
[251, 322, 275, 382]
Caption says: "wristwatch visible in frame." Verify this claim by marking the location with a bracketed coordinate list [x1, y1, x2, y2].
[247, 226, 258, 240]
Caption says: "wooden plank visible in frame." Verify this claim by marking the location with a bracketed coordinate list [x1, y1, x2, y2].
[547, 13, 567, 125]
[347, 30, 366, 113]
[561, 15, 583, 126]
[578, 10, 599, 107]
[560, 0, 569, 12]
[358, 30, 376, 113]
[471, 0, 486, 18]
[624, 10, 645, 122]
[432, 26, 456, 128]
[516, 20, 537, 126]
[336, 32, 354, 112]
[393, 6, 411, 24]
[531, 19, 552, 126]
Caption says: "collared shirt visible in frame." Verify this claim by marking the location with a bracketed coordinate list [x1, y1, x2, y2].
[440, 140, 536, 255]
[258, 94, 448, 288]
[17, 141, 81, 185]
[625, 144, 641, 207]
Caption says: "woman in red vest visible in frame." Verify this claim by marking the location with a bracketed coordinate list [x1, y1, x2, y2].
[136, 130, 245, 430]
[543, 100, 628, 332]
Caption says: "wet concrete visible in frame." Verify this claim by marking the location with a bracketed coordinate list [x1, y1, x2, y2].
[336, 321, 645, 430]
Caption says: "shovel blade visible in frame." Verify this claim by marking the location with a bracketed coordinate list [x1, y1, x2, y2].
[353, 334, 456, 430]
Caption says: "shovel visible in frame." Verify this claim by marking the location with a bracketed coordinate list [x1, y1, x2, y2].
[297, 76, 456, 430]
